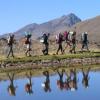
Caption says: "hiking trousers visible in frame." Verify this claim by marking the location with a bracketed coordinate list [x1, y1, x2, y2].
[42, 43, 49, 55]
[56, 43, 63, 54]
[25, 44, 31, 56]
[7, 45, 14, 58]
[81, 42, 89, 51]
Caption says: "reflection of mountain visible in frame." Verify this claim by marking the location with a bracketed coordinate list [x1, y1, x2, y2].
[14, 13, 81, 39]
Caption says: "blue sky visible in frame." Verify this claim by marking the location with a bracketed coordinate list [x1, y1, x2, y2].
[0, 0, 100, 34]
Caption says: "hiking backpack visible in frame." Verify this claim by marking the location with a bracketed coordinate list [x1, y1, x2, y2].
[7, 35, 14, 45]
[81, 32, 88, 42]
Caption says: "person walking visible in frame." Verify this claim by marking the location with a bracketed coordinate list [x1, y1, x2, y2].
[7, 34, 15, 58]
[70, 31, 77, 54]
[24, 32, 32, 56]
[56, 33, 64, 55]
[81, 32, 89, 52]
[63, 31, 71, 53]
[42, 33, 49, 55]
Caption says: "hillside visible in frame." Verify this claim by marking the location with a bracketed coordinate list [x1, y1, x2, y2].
[70, 15, 100, 43]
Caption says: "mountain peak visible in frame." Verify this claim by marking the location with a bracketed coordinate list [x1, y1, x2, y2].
[13, 13, 82, 39]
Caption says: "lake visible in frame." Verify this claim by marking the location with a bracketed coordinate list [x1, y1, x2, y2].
[0, 68, 100, 100]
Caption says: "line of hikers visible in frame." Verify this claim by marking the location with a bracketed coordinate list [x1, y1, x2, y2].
[6, 68, 90, 95]
[6, 30, 89, 58]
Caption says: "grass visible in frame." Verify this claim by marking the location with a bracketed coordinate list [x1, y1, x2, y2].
[0, 51, 100, 63]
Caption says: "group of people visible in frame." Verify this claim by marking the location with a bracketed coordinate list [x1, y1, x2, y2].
[6, 30, 89, 58]
[7, 68, 90, 96]
[6, 32, 32, 58]
[56, 31, 89, 54]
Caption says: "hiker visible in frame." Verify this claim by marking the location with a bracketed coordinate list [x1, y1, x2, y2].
[69, 31, 77, 54]
[42, 33, 49, 55]
[63, 31, 71, 53]
[81, 32, 89, 52]
[57, 69, 65, 90]
[82, 68, 90, 88]
[42, 71, 51, 92]
[25, 71, 33, 94]
[24, 32, 32, 56]
[7, 34, 15, 58]
[56, 33, 64, 55]
[7, 73, 16, 96]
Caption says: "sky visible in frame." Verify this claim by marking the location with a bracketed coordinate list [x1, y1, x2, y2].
[0, 0, 100, 35]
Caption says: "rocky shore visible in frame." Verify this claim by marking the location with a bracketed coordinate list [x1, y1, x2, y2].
[0, 56, 100, 69]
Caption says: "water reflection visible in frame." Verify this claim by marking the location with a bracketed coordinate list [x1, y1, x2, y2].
[82, 67, 90, 88]
[0, 67, 94, 97]
[57, 69, 65, 90]
[25, 71, 33, 94]
[42, 71, 51, 92]
[68, 69, 78, 91]
[7, 73, 17, 96]
[56, 69, 78, 91]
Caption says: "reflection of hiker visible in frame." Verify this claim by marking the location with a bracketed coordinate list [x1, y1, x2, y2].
[42, 33, 49, 55]
[24, 32, 32, 56]
[7, 34, 15, 58]
[7, 73, 16, 96]
[56, 33, 64, 55]
[82, 68, 90, 88]
[63, 71, 70, 90]
[63, 31, 71, 53]
[42, 71, 51, 92]
[57, 69, 65, 90]
[25, 71, 33, 94]
[68, 69, 77, 91]
[81, 32, 89, 51]
[70, 31, 77, 54]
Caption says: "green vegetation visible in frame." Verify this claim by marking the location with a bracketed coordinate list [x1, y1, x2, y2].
[0, 52, 100, 63]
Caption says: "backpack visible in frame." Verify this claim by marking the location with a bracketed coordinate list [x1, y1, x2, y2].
[81, 32, 88, 42]
[56, 34, 59, 43]
[63, 31, 69, 41]
[40, 37, 44, 43]
[24, 34, 31, 44]
[56, 33, 63, 43]
[25, 37, 29, 44]
[7, 35, 14, 45]
[68, 31, 74, 41]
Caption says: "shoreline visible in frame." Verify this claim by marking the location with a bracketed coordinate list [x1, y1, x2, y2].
[0, 64, 100, 81]
[0, 52, 100, 70]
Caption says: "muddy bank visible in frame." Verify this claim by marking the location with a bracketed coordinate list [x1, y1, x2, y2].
[0, 65, 100, 81]
[0, 57, 100, 69]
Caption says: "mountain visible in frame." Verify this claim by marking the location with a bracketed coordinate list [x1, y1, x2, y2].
[1, 13, 100, 44]
[14, 13, 81, 39]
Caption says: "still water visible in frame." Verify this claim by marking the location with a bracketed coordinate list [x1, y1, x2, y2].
[0, 69, 100, 100]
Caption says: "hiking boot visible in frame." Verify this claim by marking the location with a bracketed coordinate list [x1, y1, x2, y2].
[69, 50, 72, 53]
[56, 52, 58, 55]
[29, 55, 32, 57]
[62, 50, 65, 54]
[74, 52, 76, 54]
[42, 50, 45, 54]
